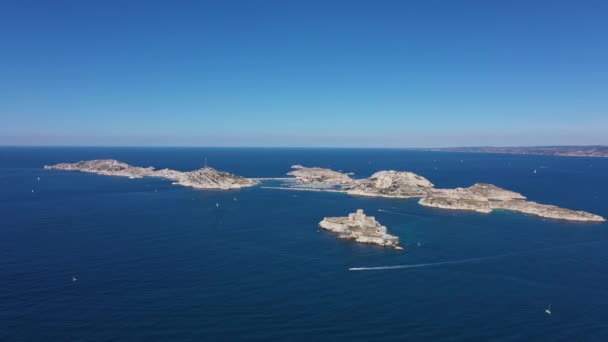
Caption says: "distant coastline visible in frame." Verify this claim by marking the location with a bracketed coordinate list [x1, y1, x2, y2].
[425, 146, 608, 158]
[2, 145, 607, 158]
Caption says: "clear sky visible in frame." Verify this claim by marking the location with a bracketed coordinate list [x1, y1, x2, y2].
[1, 0, 607, 147]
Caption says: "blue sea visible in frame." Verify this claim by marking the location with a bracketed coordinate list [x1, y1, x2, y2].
[1, 147, 608, 341]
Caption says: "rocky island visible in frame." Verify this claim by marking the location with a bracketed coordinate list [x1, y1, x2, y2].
[345, 170, 434, 198]
[284, 165, 605, 222]
[419, 183, 606, 222]
[320, 209, 402, 249]
[44, 159, 157, 179]
[44, 159, 258, 190]
[172, 167, 258, 189]
[287, 165, 354, 185]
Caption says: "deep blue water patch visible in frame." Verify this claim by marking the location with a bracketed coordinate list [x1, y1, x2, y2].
[1, 147, 607, 341]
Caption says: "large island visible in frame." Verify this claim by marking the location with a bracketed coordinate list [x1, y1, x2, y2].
[44, 159, 258, 190]
[419, 183, 604, 222]
[284, 165, 605, 222]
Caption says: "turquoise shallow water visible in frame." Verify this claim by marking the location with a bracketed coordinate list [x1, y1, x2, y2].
[1, 147, 608, 341]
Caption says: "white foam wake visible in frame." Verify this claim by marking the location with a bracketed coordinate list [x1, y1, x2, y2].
[377, 208, 420, 217]
[349, 255, 506, 271]
[349, 240, 605, 271]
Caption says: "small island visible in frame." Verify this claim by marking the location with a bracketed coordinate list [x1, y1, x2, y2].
[44, 159, 258, 190]
[320, 209, 402, 249]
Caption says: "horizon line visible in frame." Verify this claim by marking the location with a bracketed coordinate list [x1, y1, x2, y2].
[1, 144, 606, 149]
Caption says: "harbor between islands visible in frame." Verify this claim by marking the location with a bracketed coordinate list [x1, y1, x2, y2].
[44, 160, 606, 250]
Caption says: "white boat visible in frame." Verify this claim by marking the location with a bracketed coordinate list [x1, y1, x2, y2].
[545, 305, 551, 315]
[72, 276, 78, 282]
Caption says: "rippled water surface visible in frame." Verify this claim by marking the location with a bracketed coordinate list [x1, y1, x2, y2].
[1, 147, 607, 341]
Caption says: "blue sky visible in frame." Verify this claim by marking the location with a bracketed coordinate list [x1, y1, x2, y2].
[1, 0, 607, 147]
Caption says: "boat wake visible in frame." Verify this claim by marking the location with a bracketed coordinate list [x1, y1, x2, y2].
[349, 255, 509, 271]
[349, 240, 605, 271]
[377, 209, 421, 217]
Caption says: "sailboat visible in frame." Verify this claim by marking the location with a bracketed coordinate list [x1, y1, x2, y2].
[72, 276, 78, 282]
[545, 304, 551, 315]
[216, 202, 219, 208]
[534, 169, 537, 174]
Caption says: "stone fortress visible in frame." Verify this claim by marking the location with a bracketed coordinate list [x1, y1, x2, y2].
[320, 209, 402, 250]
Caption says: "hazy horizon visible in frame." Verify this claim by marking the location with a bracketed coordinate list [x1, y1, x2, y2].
[1, 142, 606, 149]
